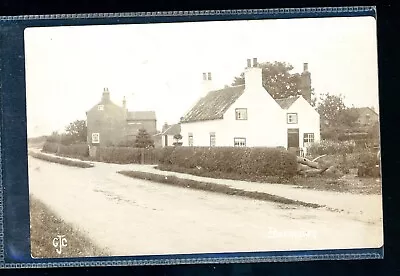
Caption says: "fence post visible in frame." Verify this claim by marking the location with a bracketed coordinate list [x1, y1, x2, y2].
[141, 148, 144, 164]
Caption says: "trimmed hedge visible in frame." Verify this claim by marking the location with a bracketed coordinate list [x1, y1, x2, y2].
[96, 147, 163, 164]
[42, 142, 89, 157]
[42, 141, 59, 154]
[58, 143, 89, 157]
[159, 146, 298, 178]
[41, 143, 298, 177]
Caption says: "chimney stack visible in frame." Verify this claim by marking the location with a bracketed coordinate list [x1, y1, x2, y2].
[253, 58, 258, 67]
[244, 58, 262, 90]
[201, 71, 213, 97]
[162, 122, 169, 132]
[303, 63, 309, 72]
[300, 63, 312, 104]
[102, 87, 110, 102]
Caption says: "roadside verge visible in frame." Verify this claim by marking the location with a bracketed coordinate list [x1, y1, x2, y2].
[118, 170, 325, 209]
[29, 195, 110, 258]
[28, 151, 94, 168]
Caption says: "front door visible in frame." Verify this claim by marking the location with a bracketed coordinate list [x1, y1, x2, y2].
[164, 135, 168, 146]
[287, 128, 300, 149]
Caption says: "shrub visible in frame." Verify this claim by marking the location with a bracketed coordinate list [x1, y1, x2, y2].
[307, 140, 356, 156]
[357, 152, 380, 177]
[57, 143, 89, 157]
[117, 140, 136, 147]
[158, 146, 297, 177]
[42, 142, 89, 158]
[95, 147, 160, 164]
[42, 142, 59, 154]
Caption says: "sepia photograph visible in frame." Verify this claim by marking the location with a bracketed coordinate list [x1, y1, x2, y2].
[24, 15, 383, 259]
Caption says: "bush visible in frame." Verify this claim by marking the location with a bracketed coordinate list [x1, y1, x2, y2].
[58, 143, 89, 157]
[158, 147, 298, 178]
[307, 140, 356, 156]
[42, 142, 59, 154]
[358, 152, 380, 177]
[42, 142, 89, 157]
[95, 147, 161, 164]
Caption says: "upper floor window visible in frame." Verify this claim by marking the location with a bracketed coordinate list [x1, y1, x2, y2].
[188, 133, 193, 147]
[210, 132, 216, 147]
[287, 113, 298, 124]
[235, 108, 248, 120]
[98, 105, 104, 111]
[92, 133, 100, 144]
[234, 137, 246, 147]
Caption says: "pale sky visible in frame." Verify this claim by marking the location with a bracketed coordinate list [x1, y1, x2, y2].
[24, 16, 379, 138]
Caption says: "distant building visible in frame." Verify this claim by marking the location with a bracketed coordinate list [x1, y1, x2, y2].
[354, 107, 379, 126]
[179, 59, 320, 153]
[86, 88, 157, 146]
[159, 122, 182, 147]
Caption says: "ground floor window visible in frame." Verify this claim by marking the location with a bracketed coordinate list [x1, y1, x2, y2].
[188, 133, 193, 146]
[303, 133, 314, 146]
[234, 137, 246, 147]
[210, 133, 216, 147]
[92, 133, 100, 144]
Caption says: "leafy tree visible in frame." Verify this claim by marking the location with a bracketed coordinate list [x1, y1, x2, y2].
[134, 128, 155, 148]
[46, 131, 61, 143]
[337, 108, 360, 128]
[367, 121, 380, 140]
[317, 92, 347, 126]
[65, 120, 87, 143]
[232, 61, 315, 105]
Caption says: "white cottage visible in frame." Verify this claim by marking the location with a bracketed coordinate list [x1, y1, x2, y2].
[180, 59, 320, 153]
[160, 123, 182, 147]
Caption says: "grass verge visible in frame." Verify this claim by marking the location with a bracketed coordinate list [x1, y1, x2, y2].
[118, 170, 324, 209]
[156, 164, 292, 184]
[293, 175, 381, 195]
[29, 195, 110, 258]
[29, 151, 94, 168]
[156, 164, 381, 195]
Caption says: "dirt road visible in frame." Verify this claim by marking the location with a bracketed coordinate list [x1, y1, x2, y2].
[28, 156, 383, 257]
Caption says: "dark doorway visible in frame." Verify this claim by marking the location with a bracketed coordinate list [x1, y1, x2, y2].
[287, 128, 300, 149]
[164, 135, 168, 146]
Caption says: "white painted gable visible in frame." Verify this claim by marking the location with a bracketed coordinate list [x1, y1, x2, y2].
[285, 96, 321, 148]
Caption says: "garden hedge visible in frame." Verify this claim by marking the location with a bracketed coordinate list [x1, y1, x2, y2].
[159, 146, 298, 177]
[357, 152, 380, 177]
[307, 140, 356, 156]
[42, 142, 89, 157]
[96, 147, 163, 164]
[42, 141, 59, 154]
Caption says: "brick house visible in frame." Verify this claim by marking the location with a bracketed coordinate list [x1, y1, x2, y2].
[179, 59, 320, 153]
[354, 107, 379, 127]
[86, 88, 157, 146]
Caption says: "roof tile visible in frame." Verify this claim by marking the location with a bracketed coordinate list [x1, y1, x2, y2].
[180, 85, 245, 123]
[127, 111, 156, 121]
